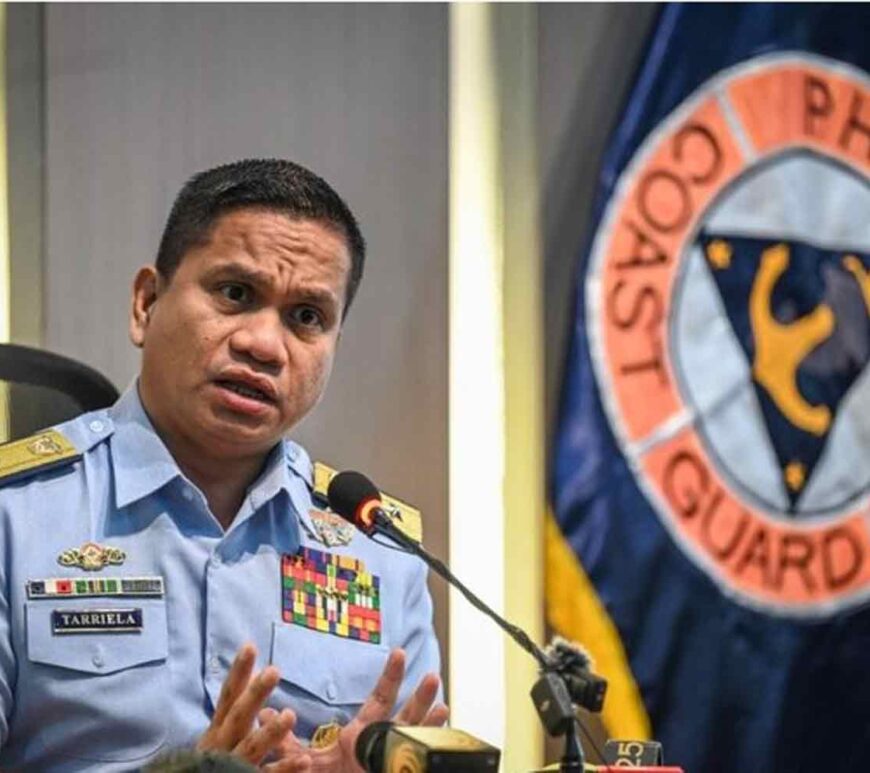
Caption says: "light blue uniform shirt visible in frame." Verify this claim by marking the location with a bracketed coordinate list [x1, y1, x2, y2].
[0, 385, 441, 771]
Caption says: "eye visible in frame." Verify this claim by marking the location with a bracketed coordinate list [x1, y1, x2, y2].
[218, 283, 253, 305]
[289, 305, 325, 330]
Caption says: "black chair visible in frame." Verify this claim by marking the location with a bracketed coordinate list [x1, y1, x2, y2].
[0, 343, 120, 442]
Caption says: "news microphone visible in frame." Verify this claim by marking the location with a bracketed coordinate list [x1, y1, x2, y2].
[545, 638, 606, 714]
[355, 721, 500, 773]
[326, 470, 392, 536]
[328, 470, 611, 769]
[327, 471, 551, 670]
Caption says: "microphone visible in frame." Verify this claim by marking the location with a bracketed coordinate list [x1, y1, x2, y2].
[327, 471, 552, 670]
[329, 470, 610, 770]
[327, 471, 607, 712]
[355, 721, 500, 772]
[325, 470, 390, 536]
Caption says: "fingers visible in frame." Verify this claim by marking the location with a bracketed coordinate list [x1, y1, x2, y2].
[219, 665, 281, 747]
[422, 702, 450, 727]
[260, 707, 304, 759]
[233, 708, 296, 764]
[212, 642, 257, 726]
[395, 672, 440, 725]
[199, 643, 284, 755]
[354, 648, 406, 726]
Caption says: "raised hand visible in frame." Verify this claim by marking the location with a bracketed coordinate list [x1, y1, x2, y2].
[261, 648, 448, 772]
[197, 642, 311, 771]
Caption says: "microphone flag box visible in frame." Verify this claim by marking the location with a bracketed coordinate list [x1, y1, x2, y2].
[385, 726, 500, 772]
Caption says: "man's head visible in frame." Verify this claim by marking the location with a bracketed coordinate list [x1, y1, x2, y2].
[129, 159, 364, 465]
[156, 159, 365, 316]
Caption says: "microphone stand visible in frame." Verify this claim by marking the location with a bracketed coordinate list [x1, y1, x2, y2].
[369, 512, 595, 771]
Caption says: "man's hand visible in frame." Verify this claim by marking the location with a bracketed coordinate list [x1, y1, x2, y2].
[261, 648, 449, 772]
[197, 642, 311, 771]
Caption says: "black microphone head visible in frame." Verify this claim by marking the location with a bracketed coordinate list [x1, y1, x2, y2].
[327, 471, 381, 526]
[355, 720, 393, 772]
[545, 636, 592, 672]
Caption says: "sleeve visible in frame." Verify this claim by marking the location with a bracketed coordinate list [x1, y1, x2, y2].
[395, 557, 443, 709]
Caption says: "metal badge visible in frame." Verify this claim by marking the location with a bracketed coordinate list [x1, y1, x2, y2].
[57, 541, 126, 571]
[310, 508, 355, 547]
[310, 721, 343, 750]
[27, 576, 164, 600]
[51, 607, 143, 635]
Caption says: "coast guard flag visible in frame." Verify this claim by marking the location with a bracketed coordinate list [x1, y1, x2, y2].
[549, 4, 870, 771]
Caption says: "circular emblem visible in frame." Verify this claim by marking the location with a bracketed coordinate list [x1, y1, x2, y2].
[588, 53, 870, 616]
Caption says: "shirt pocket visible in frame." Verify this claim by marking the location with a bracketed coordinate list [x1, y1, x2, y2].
[23, 598, 169, 762]
[269, 621, 390, 737]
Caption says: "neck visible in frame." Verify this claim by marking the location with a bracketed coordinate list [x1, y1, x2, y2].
[174, 453, 266, 529]
[136, 388, 272, 529]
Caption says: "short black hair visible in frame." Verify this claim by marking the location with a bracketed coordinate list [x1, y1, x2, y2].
[155, 159, 366, 316]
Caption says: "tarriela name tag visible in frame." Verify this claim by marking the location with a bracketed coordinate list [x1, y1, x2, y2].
[51, 608, 143, 635]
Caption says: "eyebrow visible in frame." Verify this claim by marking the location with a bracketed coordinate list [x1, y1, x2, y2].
[201, 262, 273, 288]
[202, 262, 340, 310]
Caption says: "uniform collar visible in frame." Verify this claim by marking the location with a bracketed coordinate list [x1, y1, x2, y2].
[110, 382, 313, 513]
[110, 383, 182, 509]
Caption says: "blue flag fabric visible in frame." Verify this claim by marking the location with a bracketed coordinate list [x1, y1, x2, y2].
[552, 4, 870, 772]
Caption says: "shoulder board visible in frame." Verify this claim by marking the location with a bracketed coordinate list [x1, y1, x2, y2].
[0, 429, 81, 486]
[313, 461, 423, 543]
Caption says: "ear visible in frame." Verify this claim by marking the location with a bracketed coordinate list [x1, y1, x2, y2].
[129, 266, 161, 348]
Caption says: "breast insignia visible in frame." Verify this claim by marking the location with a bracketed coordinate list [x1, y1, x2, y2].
[0, 429, 81, 486]
[57, 541, 127, 572]
[312, 461, 423, 543]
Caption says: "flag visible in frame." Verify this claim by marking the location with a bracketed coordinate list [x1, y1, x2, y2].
[549, 4, 870, 771]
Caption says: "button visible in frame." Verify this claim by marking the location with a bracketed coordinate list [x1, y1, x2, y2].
[287, 445, 298, 461]
[89, 420, 104, 433]
[326, 681, 337, 701]
[92, 646, 105, 669]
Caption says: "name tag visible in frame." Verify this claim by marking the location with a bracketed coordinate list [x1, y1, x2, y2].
[52, 608, 143, 635]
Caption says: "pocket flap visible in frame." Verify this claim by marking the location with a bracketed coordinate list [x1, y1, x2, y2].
[271, 621, 389, 706]
[26, 600, 168, 675]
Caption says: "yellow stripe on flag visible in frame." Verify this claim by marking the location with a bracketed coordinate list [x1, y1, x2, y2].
[545, 512, 651, 740]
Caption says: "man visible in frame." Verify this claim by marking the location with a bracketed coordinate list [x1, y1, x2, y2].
[0, 159, 446, 771]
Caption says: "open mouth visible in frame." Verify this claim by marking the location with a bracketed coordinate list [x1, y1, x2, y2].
[215, 380, 274, 404]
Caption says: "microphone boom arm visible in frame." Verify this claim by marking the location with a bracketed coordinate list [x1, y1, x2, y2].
[371, 511, 551, 670]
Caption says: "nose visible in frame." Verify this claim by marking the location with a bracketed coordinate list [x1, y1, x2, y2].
[229, 309, 287, 370]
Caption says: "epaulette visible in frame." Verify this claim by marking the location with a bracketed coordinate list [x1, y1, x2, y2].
[0, 429, 81, 486]
[312, 461, 423, 543]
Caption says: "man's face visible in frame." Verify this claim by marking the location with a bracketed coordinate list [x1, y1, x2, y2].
[130, 208, 351, 461]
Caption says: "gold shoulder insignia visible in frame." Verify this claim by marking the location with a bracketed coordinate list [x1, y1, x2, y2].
[313, 461, 423, 543]
[0, 429, 81, 486]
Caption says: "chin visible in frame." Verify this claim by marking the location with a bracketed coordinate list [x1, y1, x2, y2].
[204, 417, 282, 453]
